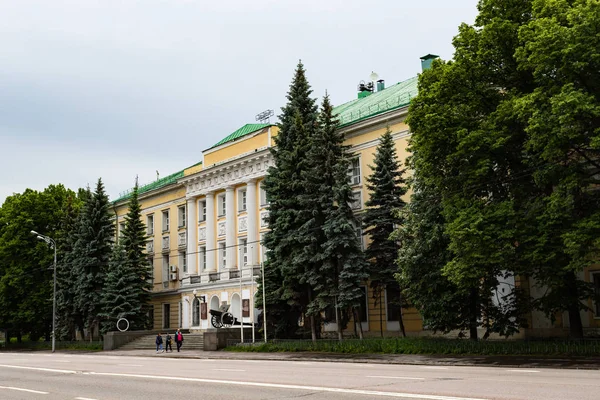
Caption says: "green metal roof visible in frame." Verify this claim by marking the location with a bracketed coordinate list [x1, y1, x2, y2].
[332, 76, 418, 127]
[113, 161, 202, 203]
[209, 123, 271, 149]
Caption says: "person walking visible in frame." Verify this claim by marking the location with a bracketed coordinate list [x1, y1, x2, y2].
[165, 333, 173, 353]
[155, 333, 164, 353]
[175, 328, 184, 352]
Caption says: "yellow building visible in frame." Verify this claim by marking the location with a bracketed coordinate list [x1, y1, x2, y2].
[113, 55, 600, 337]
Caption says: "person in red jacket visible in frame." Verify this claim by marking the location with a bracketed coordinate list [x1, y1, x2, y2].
[175, 329, 184, 352]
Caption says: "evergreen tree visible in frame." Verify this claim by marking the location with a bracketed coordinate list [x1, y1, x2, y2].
[303, 95, 368, 340]
[100, 244, 142, 333]
[72, 179, 114, 339]
[118, 181, 153, 330]
[362, 127, 408, 336]
[260, 61, 319, 339]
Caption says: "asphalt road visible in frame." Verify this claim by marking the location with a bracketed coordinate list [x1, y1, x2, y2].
[0, 352, 598, 400]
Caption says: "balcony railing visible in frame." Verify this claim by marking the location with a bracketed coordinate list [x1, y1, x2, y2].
[190, 275, 201, 284]
[209, 272, 220, 282]
[229, 270, 240, 279]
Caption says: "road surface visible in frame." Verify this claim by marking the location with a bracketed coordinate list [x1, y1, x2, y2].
[0, 352, 598, 399]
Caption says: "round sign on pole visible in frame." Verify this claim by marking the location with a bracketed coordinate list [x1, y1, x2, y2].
[116, 318, 129, 332]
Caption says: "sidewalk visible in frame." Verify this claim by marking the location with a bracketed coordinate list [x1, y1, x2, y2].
[101, 349, 600, 370]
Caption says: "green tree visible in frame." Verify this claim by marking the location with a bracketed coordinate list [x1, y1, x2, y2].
[362, 127, 408, 337]
[303, 95, 368, 340]
[100, 244, 142, 333]
[0, 185, 75, 342]
[260, 61, 319, 339]
[117, 181, 153, 330]
[511, 0, 600, 337]
[72, 178, 114, 339]
[405, 0, 535, 339]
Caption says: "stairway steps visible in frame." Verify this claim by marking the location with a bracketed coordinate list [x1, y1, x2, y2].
[118, 333, 205, 350]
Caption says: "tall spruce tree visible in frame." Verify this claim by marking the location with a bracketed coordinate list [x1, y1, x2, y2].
[362, 127, 408, 337]
[100, 244, 142, 333]
[303, 95, 368, 340]
[72, 179, 114, 339]
[261, 61, 319, 339]
[55, 193, 83, 340]
[118, 181, 153, 330]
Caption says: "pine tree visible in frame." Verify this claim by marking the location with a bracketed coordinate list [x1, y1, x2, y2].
[303, 95, 368, 341]
[72, 179, 114, 339]
[55, 193, 82, 340]
[100, 244, 142, 333]
[260, 61, 319, 339]
[362, 127, 408, 336]
[118, 181, 153, 330]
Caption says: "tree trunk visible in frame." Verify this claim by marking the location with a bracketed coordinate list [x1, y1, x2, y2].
[398, 292, 406, 338]
[353, 308, 364, 339]
[379, 288, 384, 338]
[335, 301, 343, 342]
[469, 288, 478, 341]
[565, 271, 584, 338]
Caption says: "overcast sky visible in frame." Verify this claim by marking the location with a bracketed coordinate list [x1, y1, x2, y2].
[0, 0, 478, 204]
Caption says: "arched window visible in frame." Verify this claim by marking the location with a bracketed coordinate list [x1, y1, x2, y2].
[192, 298, 200, 326]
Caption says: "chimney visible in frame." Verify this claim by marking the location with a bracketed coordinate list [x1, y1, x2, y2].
[376, 79, 385, 92]
[420, 54, 439, 71]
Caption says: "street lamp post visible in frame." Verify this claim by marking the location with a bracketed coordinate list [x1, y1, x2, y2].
[31, 230, 57, 353]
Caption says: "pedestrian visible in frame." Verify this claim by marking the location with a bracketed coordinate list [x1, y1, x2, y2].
[165, 332, 173, 353]
[175, 328, 184, 352]
[155, 333, 164, 353]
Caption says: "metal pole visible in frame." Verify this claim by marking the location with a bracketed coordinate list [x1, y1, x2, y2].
[52, 241, 56, 353]
[251, 263, 255, 343]
[261, 261, 267, 343]
[240, 267, 243, 344]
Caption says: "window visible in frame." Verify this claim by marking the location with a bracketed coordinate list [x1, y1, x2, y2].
[198, 201, 206, 222]
[260, 233, 268, 263]
[219, 242, 226, 269]
[162, 210, 170, 232]
[179, 251, 187, 274]
[355, 226, 364, 250]
[350, 191, 362, 210]
[162, 255, 169, 288]
[147, 215, 154, 235]
[593, 272, 600, 317]
[219, 195, 226, 216]
[192, 298, 200, 326]
[239, 189, 247, 211]
[260, 184, 267, 206]
[199, 246, 206, 271]
[148, 257, 154, 283]
[348, 158, 361, 185]
[118, 222, 125, 237]
[386, 283, 402, 321]
[178, 206, 186, 228]
[239, 238, 248, 266]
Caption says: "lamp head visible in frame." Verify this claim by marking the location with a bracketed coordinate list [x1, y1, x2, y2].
[193, 289, 197, 296]
[31, 230, 39, 235]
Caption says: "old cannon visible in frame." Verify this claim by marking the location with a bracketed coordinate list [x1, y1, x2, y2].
[209, 304, 237, 328]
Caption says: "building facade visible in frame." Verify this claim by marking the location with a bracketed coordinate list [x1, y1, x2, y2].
[113, 56, 600, 338]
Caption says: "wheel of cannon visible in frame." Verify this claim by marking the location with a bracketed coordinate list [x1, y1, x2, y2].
[221, 312, 234, 328]
[211, 314, 223, 328]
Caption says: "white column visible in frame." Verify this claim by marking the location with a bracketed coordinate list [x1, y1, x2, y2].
[205, 192, 216, 272]
[226, 186, 236, 269]
[246, 179, 258, 266]
[186, 198, 197, 275]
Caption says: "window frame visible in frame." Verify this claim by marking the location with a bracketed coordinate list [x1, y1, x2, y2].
[219, 242, 226, 269]
[179, 251, 187, 274]
[218, 195, 226, 216]
[147, 214, 154, 235]
[239, 189, 247, 212]
[198, 200, 207, 222]
[178, 205, 186, 228]
[162, 210, 170, 232]
[348, 157, 361, 185]
[199, 245, 206, 271]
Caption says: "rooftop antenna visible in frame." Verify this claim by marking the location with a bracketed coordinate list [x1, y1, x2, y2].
[156, 170, 159, 181]
[256, 109, 274, 124]
[370, 71, 379, 91]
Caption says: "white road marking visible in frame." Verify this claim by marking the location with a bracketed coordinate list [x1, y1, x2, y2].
[52, 360, 71, 363]
[421, 366, 448, 370]
[214, 368, 246, 372]
[505, 369, 540, 373]
[367, 375, 426, 380]
[0, 385, 49, 394]
[89, 371, 488, 400]
[75, 397, 98, 400]
[0, 364, 77, 374]
[118, 364, 143, 367]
